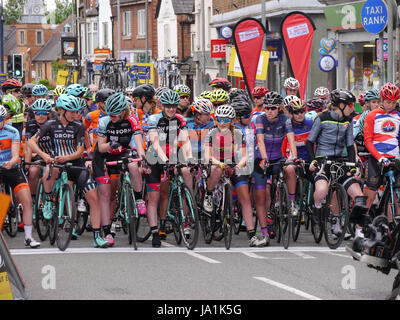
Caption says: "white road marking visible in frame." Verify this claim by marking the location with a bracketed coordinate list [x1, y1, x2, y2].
[324, 252, 353, 259]
[186, 251, 221, 264]
[254, 276, 322, 300]
[290, 251, 315, 259]
[242, 252, 268, 260]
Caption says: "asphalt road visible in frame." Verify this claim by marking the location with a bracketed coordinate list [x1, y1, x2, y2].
[3, 224, 397, 301]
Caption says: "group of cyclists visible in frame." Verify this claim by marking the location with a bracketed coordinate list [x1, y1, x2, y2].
[1, 74, 399, 254]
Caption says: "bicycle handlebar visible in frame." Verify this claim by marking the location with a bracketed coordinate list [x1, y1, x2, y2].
[105, 157, 143, 166]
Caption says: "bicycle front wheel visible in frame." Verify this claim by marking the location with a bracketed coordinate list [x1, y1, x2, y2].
[35, 180, 49, 241]
[323, 183, 349, 249]
[292, 177, 303, 242]
[125, 184, 138, 250]
[222, 184, 234, 250]
[279, 183, 291, 249]
[178, 183, 199, 250]
[55, 184, 76, 251]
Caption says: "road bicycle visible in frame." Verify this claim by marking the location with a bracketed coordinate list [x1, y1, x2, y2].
[64, 64, 80, 87]
[106, 156, 143, 250]
[97, 58, 129, 90]
[158, 56, 191, 89]
[164, 163, 199, 250]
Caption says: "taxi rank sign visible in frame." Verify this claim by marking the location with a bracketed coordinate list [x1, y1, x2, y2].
[361, 0, 388, 34]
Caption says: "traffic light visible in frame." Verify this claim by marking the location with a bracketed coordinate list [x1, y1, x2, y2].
[12, 54, 23, 78]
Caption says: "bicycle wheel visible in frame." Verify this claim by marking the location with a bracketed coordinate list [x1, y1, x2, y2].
[323, 183, 349, 249]
[233, 200, 243, 235]
[75, 193, 89, 236]
[304, 182, 314, 231]
[35, 180, 49, 241]
[168, 190, 182, 245]
[311, 203, 324, 244]
[4, 188, 18, 237]
[125, 184, 138, 250]
[292, 177, 303, 242]
[55, 184, 76, 251]
[178, 183, 199, 250]
[222, 184, 234, 250]
[48, 200, 57, 245]
[279, 183, 291, 249]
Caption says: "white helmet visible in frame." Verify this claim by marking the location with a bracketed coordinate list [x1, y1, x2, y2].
[0, 105, 7, 119]
[284, 77, 300, 90]
[314, 87, 330, 98]
[125, 87, 134, 94]
[283, 95, 299, 107]
[215, 104, 236, 119]
[192, 98, 213, 114]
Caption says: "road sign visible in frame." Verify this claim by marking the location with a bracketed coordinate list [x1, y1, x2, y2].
[211, 39, 229, 58]
[0, 74, 7, 85]
[94, 49, 111, 65]
[318, 55, 336, 72]
[127, 63, 154, 85]
[266, 40, 282, 62]
[361, 0, 388, 34]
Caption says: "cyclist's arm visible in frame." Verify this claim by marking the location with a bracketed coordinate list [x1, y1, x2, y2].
[179, 129, 193, 161]
[286, 132, 298, 159]
[306, 116, 322, 161]
[149, 131, 168, 162]
[256, 134, 268, 160]
[27, 135, 50, 161]
[97, 135, 112, 153]
[133, 133, 146, 159]
[346, 122, 356, 162]
[5, 141, 20, 168]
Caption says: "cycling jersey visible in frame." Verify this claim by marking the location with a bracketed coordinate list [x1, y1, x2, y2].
[136, 107, 162, 149]
[352, 113, 362, 127]
[255, 113, 293, 161]
[25, 120, 52, 154]
[185, 117, 215, 162]
[305, 111, 317, 121]
[282, 118, 313, 161]
[307, 110, 353, 159]
[147, 112, 187, 161]
[0, 124, 20, 166]
[364, 108, 400, 161]
[35, 118, 85, 157]
[84, 109, 107, 152]
[97, 115, 141, 155]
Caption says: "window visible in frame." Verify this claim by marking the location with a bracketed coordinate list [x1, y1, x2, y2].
[93, 22, 98, 49]
[164, 24, 170, 57]
[19, 31, 25, 45]
[123, 11, 131, 36]
[64, 23, 71, 33]
[138, 9, 145, 37]
[87, 23, 92, 54]
[37, 62, 43, 79]
[87, 20, 99, 53]
[103, 22, 108, 47]
[36, 31, 43, 45]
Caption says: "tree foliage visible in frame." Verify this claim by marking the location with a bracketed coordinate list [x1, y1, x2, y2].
[3, 0, 26, 25]
[47, 0, 73, 25]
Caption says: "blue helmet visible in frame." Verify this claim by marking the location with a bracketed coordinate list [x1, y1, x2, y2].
[32, 99, 52, 112]
[65, 84, 86, 97]
[159, 89, 180, 105]
[56, 94, 81, 111]
[105, 92, 128, 115]
[364, 88, 380, 102]
[32, 84, 48, 97]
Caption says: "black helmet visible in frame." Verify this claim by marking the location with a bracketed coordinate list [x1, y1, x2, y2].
[132, 84, 155, 99]
[264, 91, 283, 106]
[21, 83, 35, 95]
[231, 95, 253, 117]
[229, 89, 248, 101]
[330, 89, 356, 106]
[95, 88, 115, 103]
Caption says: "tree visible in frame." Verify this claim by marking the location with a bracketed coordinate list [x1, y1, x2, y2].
[46, 0, 73, 25]
[3, 0, 26, 25]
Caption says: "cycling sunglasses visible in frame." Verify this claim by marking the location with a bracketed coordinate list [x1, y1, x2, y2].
[290, 108, 306, 115]
[24, 94, 33, 98]
[265, 106, 278, 111]
[216, 117, 232, 124]
[163, 104, 178, 109]
[242, 112, 252, 119]
[34, 111, 49, 116]
[180, 96, 190, 100]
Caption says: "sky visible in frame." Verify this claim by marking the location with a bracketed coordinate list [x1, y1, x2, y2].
[2, 0, 57, 11]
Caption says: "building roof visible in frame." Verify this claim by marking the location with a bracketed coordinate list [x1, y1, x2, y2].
[155, 0, 194, 18]
[19, 0, 47, 24]
[32, 35, 61, 62]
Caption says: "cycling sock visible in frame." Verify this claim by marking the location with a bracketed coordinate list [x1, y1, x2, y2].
[261, 227, 269, 236]
[93, 228, 101, 240]
[103, 225, 111, 236]
[151, 226, 158, 234]
[25, 225, 33, 239]
[289, 194, 295, 201]
[247, 229, 256, 239]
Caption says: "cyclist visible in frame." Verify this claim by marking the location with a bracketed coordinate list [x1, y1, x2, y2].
[210, 88, 229, 111]
[209, 78, 232, 92]
[306, 89, 368, 241]
[0, 105, 40, 248]
[314, 87, 330, 102]
[21, 83, 35, 108]
[254, 91, 298, 241]
[251, 86, 268, 113]
[173, 84, 191, 115]
[32, 84, 48, 100]
[283, 95, 298, 115]
[65, 84, 86, 98]
[352, 93, 366, 127]
[283, 77, 300, 97]
[154, 86, 170, 110]
[82, 87, 96, 114]
[25, 99, 53, 202]
[53, 85, 65, 105]
[146, 89, 194, 247]
[198, 90, 213, 101]
[1, 93, 25, 139]
[305, 97, 325, 121]
[28, 94, 110, 248]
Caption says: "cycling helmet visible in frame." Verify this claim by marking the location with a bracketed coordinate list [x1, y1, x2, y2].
[0, 105, 7, 119]
[263, 91, 283, 106]
[77, 98, 87, 111]
[56, 94, 81, 111]
[105, 92, 128, 115]
[32, 84, 48, 97]
[358, 93, 365, 106]
[364, 88, 379, 102]
[191, 98, 213, 114]
[126, 96, 134, 106]
[81, 87, 93, 100]
[314, 87, 330, 98]
[155, 87, 170, 99]
[132, 84, 155, 99]
[209, 78, 232, 91]
[252, 86, 269, 98]
[65, 84, 86, 97]
[32, 99, 52, 112]
[159, 89, 180, 105]
[330, 89, 356, 106]
[283, 95, 298, 107]
[1, 94, 21, 114]
[53, 85, 66, 97]
[173, 84, 191, 96]
[198, 90, 213, 100]
[125, 87, 134, 94]
[214, 104, 236, 119]
[95, 88, 116, 103]
[231, 96, 252, 117]
[210, 89, 229, 104]
[287, 99, 306, 113]
[229, 89, 248, 101]
[21, 83, 35, 95]
[284, 77, 300, 90]
[380, 82, 400, 101]
[1, 79, 22, 91]
[307, 98, 325, 112]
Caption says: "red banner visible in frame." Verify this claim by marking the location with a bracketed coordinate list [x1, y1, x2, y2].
[233, 18, 266, 97]
[280, 12, 316, 99]
[211, 39, 229, 58]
